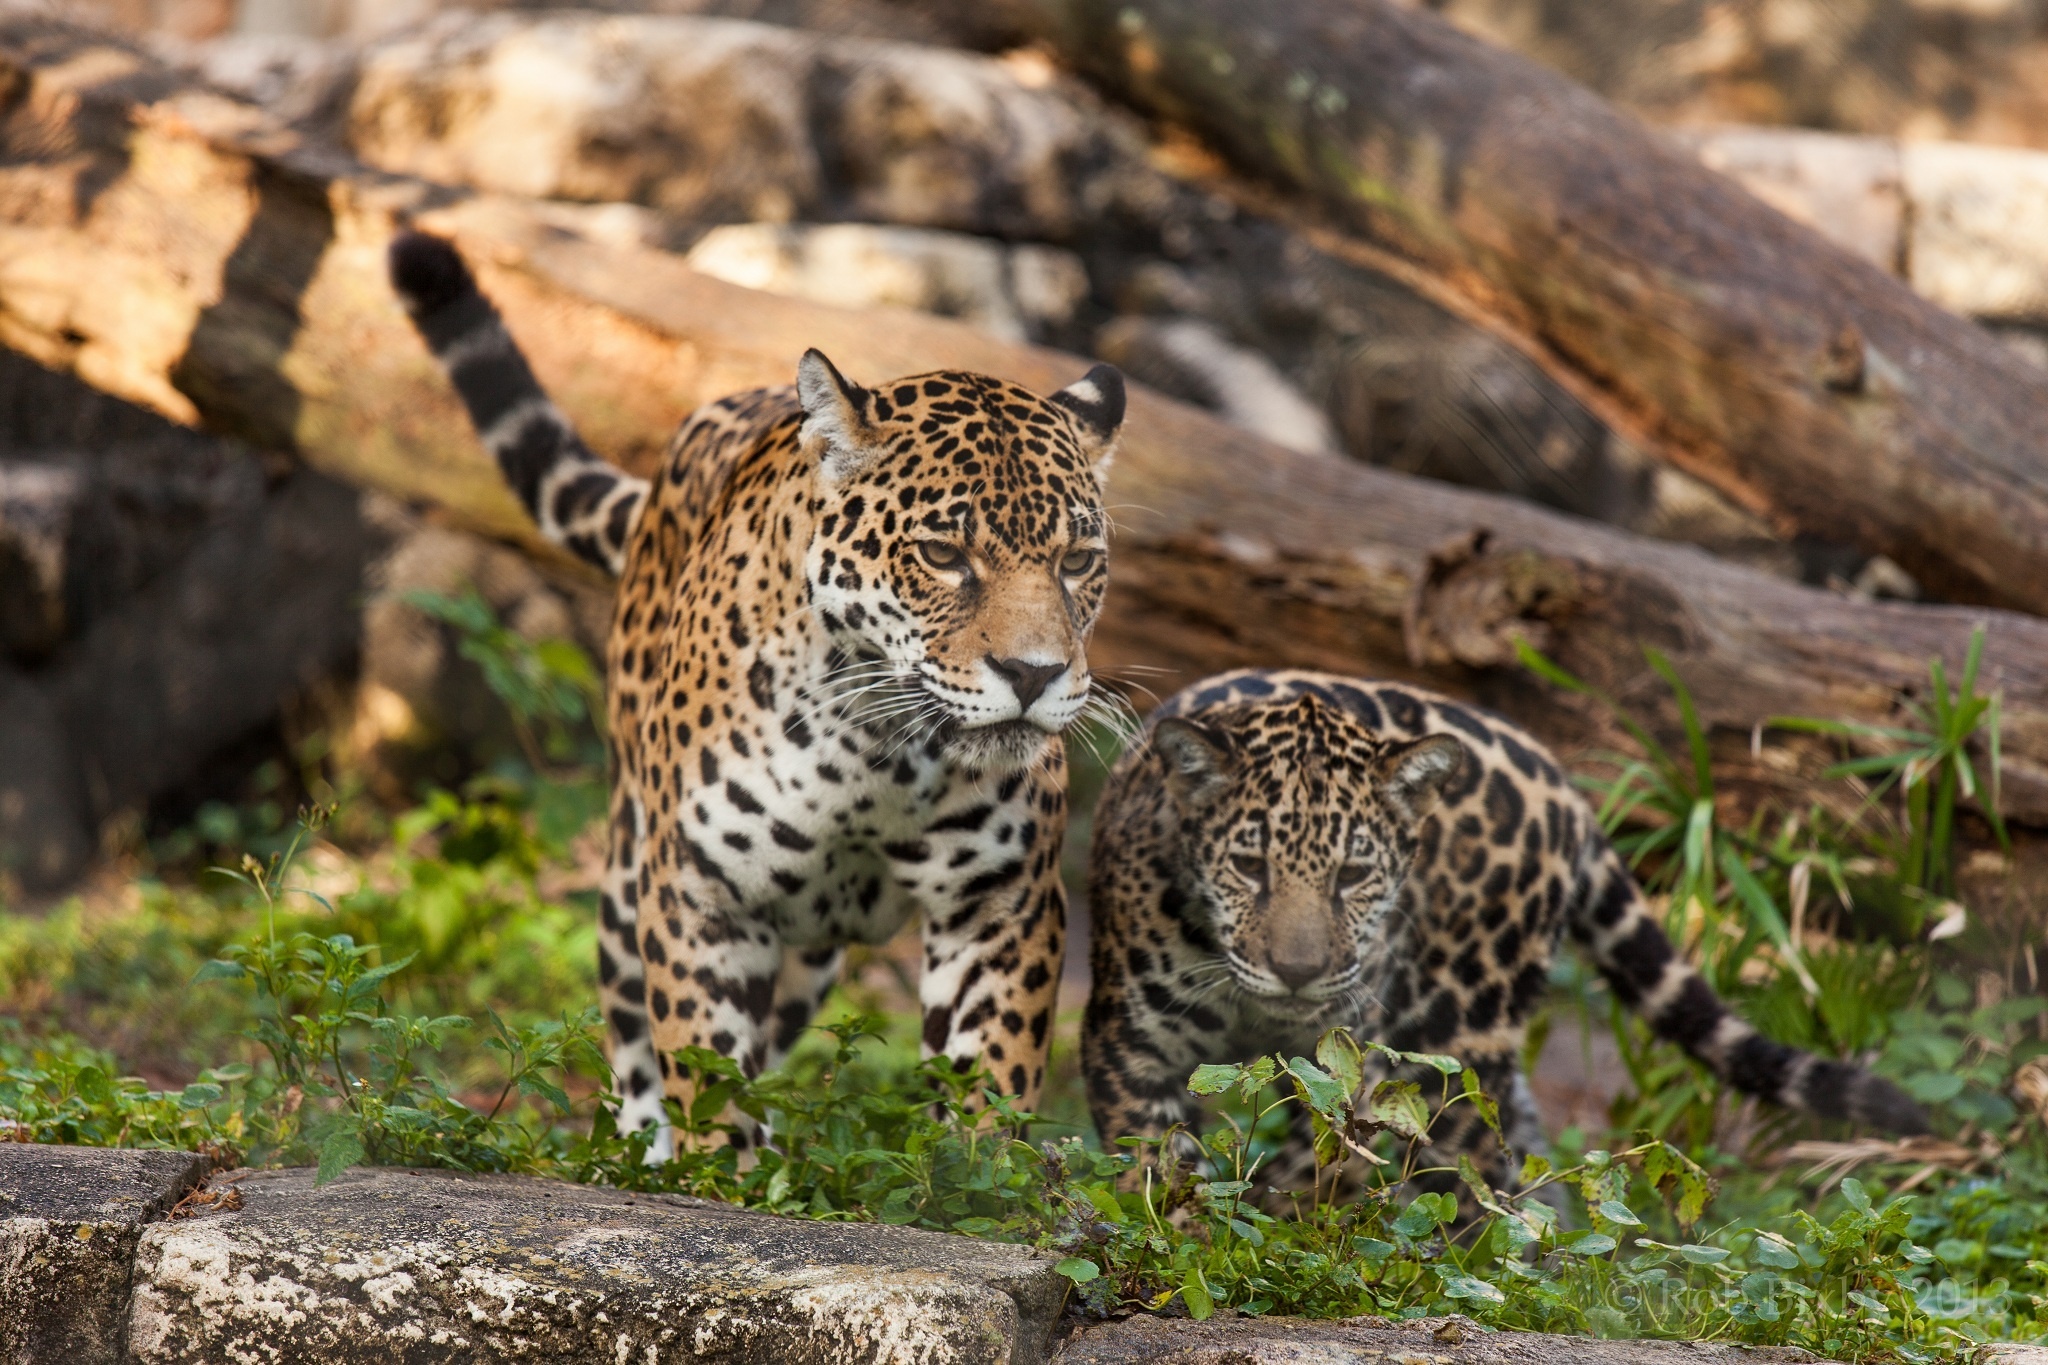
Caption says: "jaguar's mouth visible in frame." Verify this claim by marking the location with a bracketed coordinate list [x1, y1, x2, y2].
[942, 717, 1056, 770]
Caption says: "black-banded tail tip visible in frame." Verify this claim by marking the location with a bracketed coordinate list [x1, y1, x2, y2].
[388, 230, 478, 316]
[1854, 1074, 1933, 1137]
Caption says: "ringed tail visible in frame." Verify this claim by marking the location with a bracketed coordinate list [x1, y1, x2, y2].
[387, 230, 649, 577]
[1572, 849, 1929, 1135]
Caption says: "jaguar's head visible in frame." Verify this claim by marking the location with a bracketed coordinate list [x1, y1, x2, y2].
[796, 350, 1124, 772]
[1150, 694, 1466, 1013]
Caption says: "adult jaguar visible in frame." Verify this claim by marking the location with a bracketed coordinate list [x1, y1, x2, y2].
[389, 232, 1125, 1157]
[1084, 668, 1927, 1193]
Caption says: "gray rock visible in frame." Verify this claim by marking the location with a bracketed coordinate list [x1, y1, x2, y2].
[345, 12, 1160, 243]
[1055, 1313, 1824, 1365]
[685, 222, 1089, 343]
[1904, 141, 2048, 324]
[0, 462, 85, 661]
[0, 1145, 211, 1365]
[126, 1165, 1067, 1364]
[0, 665, 92, 897]
[43, 469, 383, 823]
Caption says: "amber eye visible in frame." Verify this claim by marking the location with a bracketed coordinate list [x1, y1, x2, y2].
[1335, 862, 1373, 889]
[918, 542, 966, 571]
[1060, 546, 1101, 576]
[1228, 853, 1265, 881]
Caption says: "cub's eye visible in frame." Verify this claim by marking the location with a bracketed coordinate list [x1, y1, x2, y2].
[918, 542, 966, 571]
[1228, 853, 1265, 881]
[1335, 862, 1373, 889]
[1060, 547, 1101, 576]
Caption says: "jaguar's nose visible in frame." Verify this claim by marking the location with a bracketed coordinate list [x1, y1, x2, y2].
[1269, 944, 1332, 991]
[987, 655, 1066, 711]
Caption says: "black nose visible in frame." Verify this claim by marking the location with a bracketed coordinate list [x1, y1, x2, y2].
[987, 656, 1066, 711]
[1269, 943, 1331, 991]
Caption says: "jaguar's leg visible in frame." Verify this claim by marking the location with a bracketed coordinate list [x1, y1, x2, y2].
[638, 862, 782, 1158]
[891, 758, 1069, 1109]
[766, 944, 846, 1070]
[598, 788, 673, 1161]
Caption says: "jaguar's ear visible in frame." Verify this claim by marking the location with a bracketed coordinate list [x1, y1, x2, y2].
[1049, 363, 1126, 481]
[798, 348, 880, 482]
[1375, 734, 1466, 821]
[1153, 716, 1231, 811]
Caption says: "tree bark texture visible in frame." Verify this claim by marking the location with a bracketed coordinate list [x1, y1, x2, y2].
[7, 18, 2048, 824]
[1004, 0, 2048, 615]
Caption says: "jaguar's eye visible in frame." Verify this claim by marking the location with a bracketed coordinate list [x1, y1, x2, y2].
[1060, 546, 1101, 576]
[918, 542, 966, 571]
[1335, 862, 1372, 889]
[1228, 853, 1265, 882]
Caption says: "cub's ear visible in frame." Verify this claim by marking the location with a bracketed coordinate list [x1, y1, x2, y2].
[1049, 363, 1125, 478]
[1152, 716, 1231, 810]
[1374, 734, 1466, 820]
[797, 349, 879, 481]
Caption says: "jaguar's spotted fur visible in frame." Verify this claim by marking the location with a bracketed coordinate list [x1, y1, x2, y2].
[1085, 668, 1927, 1192]
[390, 232, 1126, 1157]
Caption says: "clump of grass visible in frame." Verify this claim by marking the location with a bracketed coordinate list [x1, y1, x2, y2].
[1517, 628, 2043, 1152]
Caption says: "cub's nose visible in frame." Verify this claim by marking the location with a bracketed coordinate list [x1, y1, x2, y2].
[1269, 944, 1332, 992]
[986, 655, 1066, 711]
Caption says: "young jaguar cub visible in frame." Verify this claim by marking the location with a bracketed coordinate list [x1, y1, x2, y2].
[389, 232, 1126, 1158]
[1084, 668, 1927, 1191]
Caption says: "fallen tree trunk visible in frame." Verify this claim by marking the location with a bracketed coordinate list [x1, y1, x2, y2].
[7, 17, 2048, 825]
[1003, 0, 2048, 615]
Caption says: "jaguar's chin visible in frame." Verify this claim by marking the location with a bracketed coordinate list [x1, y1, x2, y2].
[944, 717, 1058, 771]
[1232, 974, 1354, 1020]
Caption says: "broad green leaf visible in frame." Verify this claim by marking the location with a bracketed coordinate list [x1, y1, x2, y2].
[1564, 1232, 1617, 1255]
[192, 959, 246, 983]
[515, 1072, 571, 1113]
[1393, 1199, 1441, 1239]
[1084, 1186, 1126, 1224]
[1751, 1234, 1802, 1269]
[1596, 1199, 1645, 1227]
[1353, 1236, 1395, 1264]
[1839, 1176, 1872, 1214]
[1459, 1067, 1500, 1133]
[1284, 1057, 1347, 1120]
[1055, 1257, 1100, 1284]
[1904, 1072, 1965, 1103]
[1187, 1063, 1243, 1096]
[1365, 1079, 1430, 1140]
[1315, 1029, 1364, 1100]
[1492, 1215, 1538, 1254]
[1182, 1268, 1213, 1321]
[1678, 1244, 1731, 1265]
[1438, 1270, 1506, 1305]
[1399, 1050, 1464, 1076]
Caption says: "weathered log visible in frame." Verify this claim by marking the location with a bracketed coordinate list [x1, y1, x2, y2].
[7, 17, 2048, 828]
[1003, 0, 2048, 614]
[230, 9, 1781, 567]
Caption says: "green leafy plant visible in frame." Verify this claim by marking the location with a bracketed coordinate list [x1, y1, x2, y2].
[1771, 624, 2008, 900]
[1515, 633, 2014, 1155]
[404, 587, 604, 768]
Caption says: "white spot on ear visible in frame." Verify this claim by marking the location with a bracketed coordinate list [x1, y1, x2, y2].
[1051, 364, 1127, 478]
